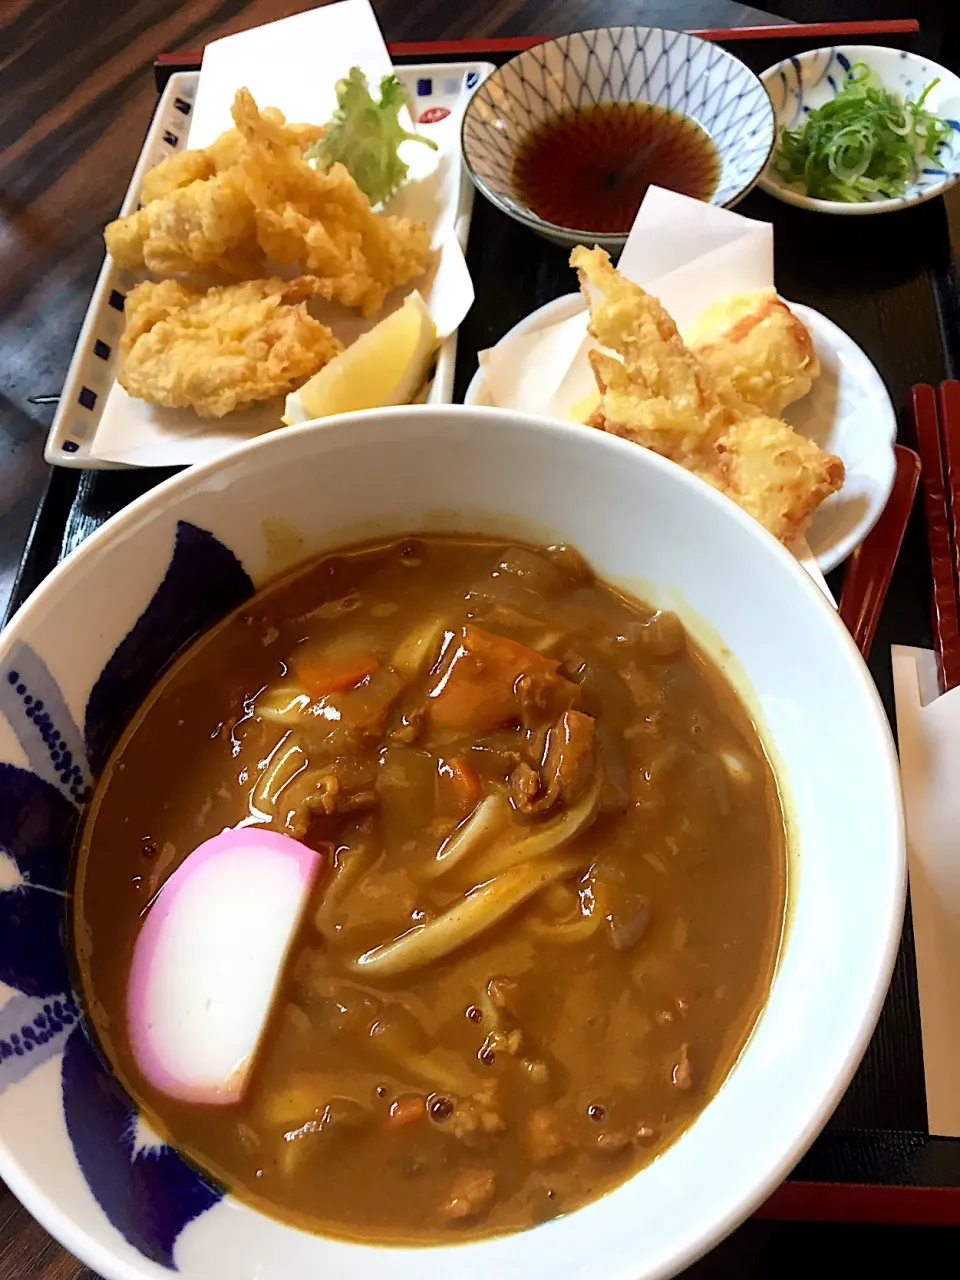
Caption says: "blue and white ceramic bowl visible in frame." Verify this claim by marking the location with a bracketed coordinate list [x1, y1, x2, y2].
[461, 27, 775, 249]
[759, 45, 960, 215]
[0, 407, 903, 1279]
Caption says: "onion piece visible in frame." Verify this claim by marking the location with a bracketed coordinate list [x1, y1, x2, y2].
[352, 854, 588, 978]
[251, 732, 306, 817]
[255, 683, 312, 724]
[127, 828, 322, 1105]
[527, 911, 601, 943]
[421, 793, 511, 879]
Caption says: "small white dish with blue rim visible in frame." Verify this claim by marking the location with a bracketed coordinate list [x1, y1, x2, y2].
[759, 45, 960, 215]
[461, 26, 775, 250]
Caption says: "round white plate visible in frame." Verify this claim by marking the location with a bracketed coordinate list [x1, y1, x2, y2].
[464, 293, 896, 573]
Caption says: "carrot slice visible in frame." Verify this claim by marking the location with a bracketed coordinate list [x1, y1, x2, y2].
[427, 626, 564, 733]
[291, 650, 379, 698]
[441, 754, 484, 813]
[386, 1094, 427, 1128]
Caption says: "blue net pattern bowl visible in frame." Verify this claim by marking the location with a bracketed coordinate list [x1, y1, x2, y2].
[461, 26, 775, 250]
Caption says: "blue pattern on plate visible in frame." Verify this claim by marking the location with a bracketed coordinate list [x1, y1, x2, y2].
[0, 765, 78, 999]
[0, 522, 253, 1265]
[765, 47, 960, 196]
[85, 520, 253, 772]
[62, 1028, 224, 1270]
[462, 25, 775, 229]
[0, 992, 79, 1093]
[0, 642, 92, 803]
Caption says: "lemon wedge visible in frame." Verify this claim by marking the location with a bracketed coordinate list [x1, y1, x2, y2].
[567, 389, 600, 424]
[283, 291, 437, 424]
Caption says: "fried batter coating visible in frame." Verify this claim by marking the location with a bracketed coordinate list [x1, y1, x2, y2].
[688, 289, 820, 417]
[572, 247, 843, 544]
[230, 88, 430, 316]
[104, 90, 431, 316]
[118, 276, 343, 418]
[105, 168, 262, 277]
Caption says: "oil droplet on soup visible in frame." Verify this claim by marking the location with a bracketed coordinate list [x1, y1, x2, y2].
[73, 535, 786, 1245]
[512, 102, 721, 233]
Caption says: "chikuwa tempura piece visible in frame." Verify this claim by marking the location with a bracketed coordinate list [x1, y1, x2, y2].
[687, 288, 821, 417]
[127, 828, 322, 1105]
[572, 246, 844, 544]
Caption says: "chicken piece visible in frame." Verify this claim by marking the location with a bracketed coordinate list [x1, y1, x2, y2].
[118, 276, 342, 417]
[688, 289, 820, 417]
[516, 668, 580, 733]
[572, 246, 844, 544]
[440, 1169, 497, 1222]
[510, 710, 596, 814]
[523, 1107, 572, 1163]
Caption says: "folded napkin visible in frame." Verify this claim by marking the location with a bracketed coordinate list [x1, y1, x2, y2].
[892, 644, 960, 1136]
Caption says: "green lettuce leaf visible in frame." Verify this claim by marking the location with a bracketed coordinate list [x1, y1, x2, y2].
[307, 66, 438, 206]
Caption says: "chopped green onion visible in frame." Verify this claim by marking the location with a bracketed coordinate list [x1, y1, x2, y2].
[773, 61, 955, 202]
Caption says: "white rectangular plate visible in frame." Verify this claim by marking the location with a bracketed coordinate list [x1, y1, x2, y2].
[47, 62, 493, 469]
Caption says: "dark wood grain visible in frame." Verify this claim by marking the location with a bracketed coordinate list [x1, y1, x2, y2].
[2, 0, 960, 1276]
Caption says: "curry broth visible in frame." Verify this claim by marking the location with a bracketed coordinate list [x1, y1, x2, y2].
[73, 535, 786, 1244]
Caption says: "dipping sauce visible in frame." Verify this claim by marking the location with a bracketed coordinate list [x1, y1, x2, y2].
[74, 535, 785, 1244]
[512, 102, 721, 233]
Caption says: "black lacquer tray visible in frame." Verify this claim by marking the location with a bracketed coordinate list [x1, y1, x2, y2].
[10, 26, 960, 1226]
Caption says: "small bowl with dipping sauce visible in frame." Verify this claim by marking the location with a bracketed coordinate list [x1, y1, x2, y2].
[759, 46, 960, 215]
[0, 406, 904, 1279]
[461, 26, 776, 249]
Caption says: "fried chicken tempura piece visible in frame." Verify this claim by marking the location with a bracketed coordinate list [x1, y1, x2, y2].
[105, 168, 262, 277]
[104, 91, 431, 316]
[118, 277, 343, 418]
[230, 88, 430, 316]
[687, 289, 820, 417]
[572, 246, 844, 544]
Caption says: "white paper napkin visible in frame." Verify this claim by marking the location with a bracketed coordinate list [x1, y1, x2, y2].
[892, 645, 960, 1137]
[89, 0, 474, 467]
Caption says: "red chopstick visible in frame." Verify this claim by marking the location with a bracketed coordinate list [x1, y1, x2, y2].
[838, 445, 920, 660]
[155, 19, 921, 68]
[911, 384, 960, 692]
[938, 381, 960, 632]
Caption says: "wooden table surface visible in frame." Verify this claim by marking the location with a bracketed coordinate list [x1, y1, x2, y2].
[2, 0, 959, 1276]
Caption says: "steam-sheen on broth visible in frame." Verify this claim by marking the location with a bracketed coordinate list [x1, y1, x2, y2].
[73, 535, 786, 1244]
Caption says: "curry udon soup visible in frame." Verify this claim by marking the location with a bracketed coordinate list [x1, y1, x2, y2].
[74, 534, 786, 1244]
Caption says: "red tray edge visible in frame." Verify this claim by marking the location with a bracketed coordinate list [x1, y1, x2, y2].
[760, 1180, 960, 1227]
[155, 18, 920, 65]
